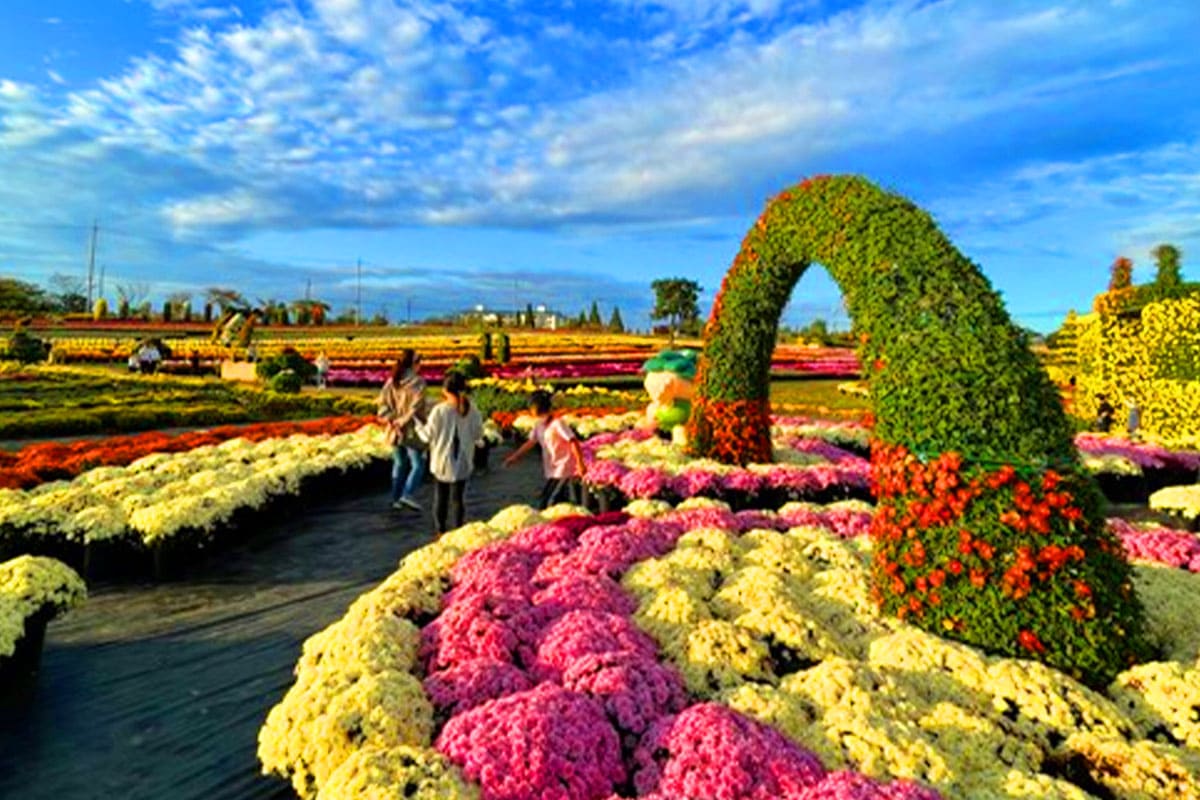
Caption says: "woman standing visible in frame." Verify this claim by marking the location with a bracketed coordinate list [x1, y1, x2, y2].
[417, 371, 483, 534]
[378, 350, 427, 511]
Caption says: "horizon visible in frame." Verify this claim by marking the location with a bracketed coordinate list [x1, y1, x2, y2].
[2, 0, 1199, 333]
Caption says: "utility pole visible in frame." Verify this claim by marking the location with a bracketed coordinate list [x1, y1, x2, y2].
[86, 220, 98, 306]
[98, 263, 106, 299]
[356, 258, 362, 327]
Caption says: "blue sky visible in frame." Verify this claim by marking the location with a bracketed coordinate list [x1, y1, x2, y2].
[1, 0, 1199, 331]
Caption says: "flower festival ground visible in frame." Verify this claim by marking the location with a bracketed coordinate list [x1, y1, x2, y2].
[4, 180, 1200, 800]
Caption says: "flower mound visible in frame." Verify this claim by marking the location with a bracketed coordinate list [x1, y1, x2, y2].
[632, 702, 826, 798]
[437, 683, 624, 800]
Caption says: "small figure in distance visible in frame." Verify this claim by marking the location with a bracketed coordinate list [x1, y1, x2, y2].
[315, 351, 331, 390]
[1125, 398, 1141, 441]
[1094, 396, 1115, 434]
[503, 389, 588, 509]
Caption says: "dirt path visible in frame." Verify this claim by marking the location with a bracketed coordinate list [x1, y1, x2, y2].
[0, 457, 546, 800]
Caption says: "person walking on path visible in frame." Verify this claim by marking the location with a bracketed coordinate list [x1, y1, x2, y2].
[1126, 398, 1141, 441]
[378, 350, 428, 511]
[315, 351, 331, 389]
[417, 371, 484, 534]
[503, 389, 587, 509]
[1095, 397, 1115, 434]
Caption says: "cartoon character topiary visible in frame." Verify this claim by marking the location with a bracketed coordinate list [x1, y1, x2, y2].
[687, 174, 1148, 686]
[641, 349, 697, 438]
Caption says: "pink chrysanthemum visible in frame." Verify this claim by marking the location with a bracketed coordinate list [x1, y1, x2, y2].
[437, 683, 625, 800]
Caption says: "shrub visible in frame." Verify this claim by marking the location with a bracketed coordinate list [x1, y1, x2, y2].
[496, 332, 511, 364]
[687, 174, 1147, 685]
[479, 332, 493, 362]
[92, 298, 108, 321]
[449, 354, 486, 381]
[269, 369, 303, 394]
[4, 327, 50, 364]
[256, 348, 316, 383]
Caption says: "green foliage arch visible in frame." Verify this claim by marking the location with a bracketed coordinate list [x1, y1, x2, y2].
[687, 174, 1148, 685]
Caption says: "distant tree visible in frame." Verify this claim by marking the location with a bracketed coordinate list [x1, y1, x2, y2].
[588, 301, 602, 328]
[47, 273, 88, 313]
[650, 277, 702, 344]
[205, 287, 247, 312]
[162, 300, 173, 322]
[166, 291, 192, 322]
[1152, 244, 1183, 297]
[575, 309, 589, 328]
[800, 318, 831, 346]
[608, 306, 625, 333]
[1108, 257, 1133, 291]
[525, 302, 536, 328]
[291, 299, 329, 326]
[116, 282, 151, 310]
[0, 278, 54, 314]
[203, 303, 214, 323]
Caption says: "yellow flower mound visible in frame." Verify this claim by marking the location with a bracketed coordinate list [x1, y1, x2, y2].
[0, 555, 86, 658]
[318, 746, 478, 800]
[259, 508, 548, 800]
[622, 520, 1200, 800]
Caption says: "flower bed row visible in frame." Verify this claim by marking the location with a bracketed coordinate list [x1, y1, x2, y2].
[1076, 433, 1200, 503]
[326, 357, 859, 387]
[504, 409, 1199, 508]
[578, 419, 875, 510]
[0, 426, 389, 579]
[260, 499, 1200, 800]
[1, 555, 86, 693]
[0, 416, 375, 490]
[1149, 484, 1200, 530]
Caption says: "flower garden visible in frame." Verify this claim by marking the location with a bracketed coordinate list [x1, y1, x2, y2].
[4, 175, 1200, 800]
[247, 177, 1200, 800]
[23, 331, 860, 384]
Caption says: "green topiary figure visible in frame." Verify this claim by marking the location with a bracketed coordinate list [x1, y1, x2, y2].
[496, 332, 511, 364]
[479, 331, 493, 362]
[687, 174, 1148, 686]
[269, 369, 303, 394]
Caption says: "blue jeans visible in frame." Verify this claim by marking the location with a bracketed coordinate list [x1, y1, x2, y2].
[391, 445, 425, 501]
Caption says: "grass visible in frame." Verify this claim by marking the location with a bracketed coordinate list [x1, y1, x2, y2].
[769, 378, 870, 419]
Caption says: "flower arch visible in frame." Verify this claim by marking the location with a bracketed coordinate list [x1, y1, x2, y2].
[687, 175, 1147, 685]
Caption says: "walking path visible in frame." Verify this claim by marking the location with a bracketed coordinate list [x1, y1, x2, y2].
[0, 458, 544, 800]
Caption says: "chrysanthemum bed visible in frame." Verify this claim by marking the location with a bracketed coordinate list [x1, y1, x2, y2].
[258, 502, 1200, 800]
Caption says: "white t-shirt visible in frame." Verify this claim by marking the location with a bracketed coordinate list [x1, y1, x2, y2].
[419, 400, 484, 483]
[533, 417, 579, 480]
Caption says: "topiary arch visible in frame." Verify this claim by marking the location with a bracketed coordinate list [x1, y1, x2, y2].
[687, 175, 1148, 686]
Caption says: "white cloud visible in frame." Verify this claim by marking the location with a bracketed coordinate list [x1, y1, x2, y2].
[3, 0, 1199, 249]
[0, 80, 30, 100]
[164, 189, 283, 229]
